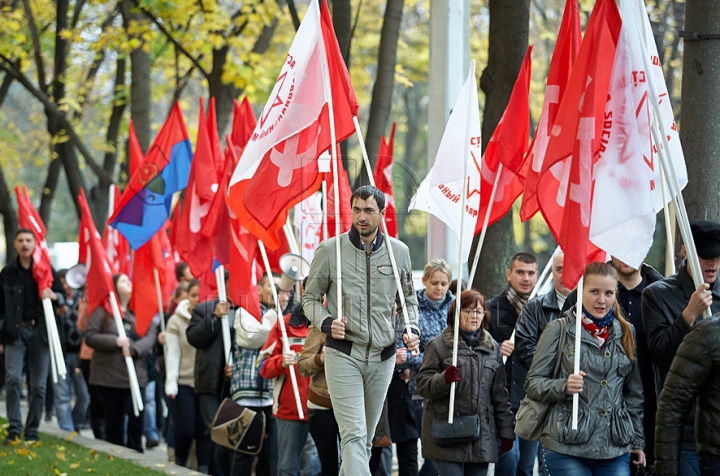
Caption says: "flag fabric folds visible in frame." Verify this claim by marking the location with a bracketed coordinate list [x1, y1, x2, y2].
[102, 185, 131, 276]
[475, 46, 533, 232]
[409, 63, 482, 262]
[110, 103, 193, 250]
[226, 1, 357, 250]
[374, 122, 399, 238]
[78, 189, 116, 316]
[537, 0, 622, 289]
[15, 187, 53, 294]
[324, 145, 353, 238]
[231, 97, 258, 156]
[520, 0, 581, 222]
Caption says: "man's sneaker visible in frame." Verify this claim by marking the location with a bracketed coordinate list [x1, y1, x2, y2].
[44, 411, 52, 422]
[24, 435, 40, 443]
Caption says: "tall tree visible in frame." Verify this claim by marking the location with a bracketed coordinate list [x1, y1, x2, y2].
[471, 0, 530, 296]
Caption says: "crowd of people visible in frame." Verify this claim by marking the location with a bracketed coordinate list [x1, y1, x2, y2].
[2, 185, 720, 476]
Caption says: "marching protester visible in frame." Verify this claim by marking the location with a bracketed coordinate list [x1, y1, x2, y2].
[416, 289, 514, 476]
[85, 273, 159, 453]
[0, 229, 65, 443]
[654, 315, 720, 476]
[525, 262, 645, 475]
[52, 269, 89, 433]
[643, 220, 720, 474]
[298, 324, 340, 476]
[390, 258, 455, 476]
[303, 185, 420, 476]
[165, 279, 208, 472]
[487, 252, 538, 476]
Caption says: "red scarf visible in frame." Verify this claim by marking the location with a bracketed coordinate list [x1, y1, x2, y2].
[581, 315, 610, 348]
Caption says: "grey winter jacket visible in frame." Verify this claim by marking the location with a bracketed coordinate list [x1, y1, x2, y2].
[417, 326, 514, 464]
[524, 312, 645, 459]
[303, 227, 419, 362]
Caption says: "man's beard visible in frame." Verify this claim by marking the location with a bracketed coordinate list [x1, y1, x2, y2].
[356, 224, 378, 237]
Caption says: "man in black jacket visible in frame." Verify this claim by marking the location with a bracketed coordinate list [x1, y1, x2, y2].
[0, 229, 65, 443]
[654, 316, 720, 476]
[643, 220, 720, 475]
[488, 252, 537, 476]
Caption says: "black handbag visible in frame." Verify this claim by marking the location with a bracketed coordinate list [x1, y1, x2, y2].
[431, 354, 485, 447]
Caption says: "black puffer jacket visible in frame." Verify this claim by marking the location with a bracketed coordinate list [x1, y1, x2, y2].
[515, 290, 563, 371]
[487, 292, 524, 411]
[186, 300, 235, 396]
[642, 260, 720, 451]
[655, 316, 720, 476]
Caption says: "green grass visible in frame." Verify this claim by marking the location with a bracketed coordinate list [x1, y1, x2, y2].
[0, 417, 167, 475]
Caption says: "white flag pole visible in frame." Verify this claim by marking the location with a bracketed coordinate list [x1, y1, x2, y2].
[284, 217, 301, 255]
[259, 240, 305, 419]
[215, 265, 233, 367]
[353, 116, 413, 339]
[466, 163, 502, 288]
[572, 276, 584, 429]
[109, 290, 143, 416]
[315, 1, 343, 324]
[43, 298, 67, 382]
[321, 181, 329, 241]
[153, 268, 168, 362]
[659, 162, 676, 276]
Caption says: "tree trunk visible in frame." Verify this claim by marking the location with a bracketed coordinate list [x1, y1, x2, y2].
[470, 0, 530, 296]
[356, 0, 404, 188]
[0, 164, 18, 265]
[331, 0, 352, 66]
[120, 0, 152, 151]
[680, 0, 720, 222]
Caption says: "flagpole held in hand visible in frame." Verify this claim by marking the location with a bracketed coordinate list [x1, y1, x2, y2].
[215, 265, 233, 367]
[353, 116, 414, 346]
[259, 240, 305, 420]
[153, 268, 168, 362]
[109, 290, 143, 416]
[43, 297, 67, 382]
[572, 277, 584, 429]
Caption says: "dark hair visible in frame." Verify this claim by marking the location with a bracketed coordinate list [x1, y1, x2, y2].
[350, 185, 385, 211]
[258, 272, 280, 287]
[188, 279, 201, 293]
[446, 289, 489, 329]
[449, 279, 468, 296]
[175, 262, 189, 281]
[509, 252, 537, 269]
[58, 269, 68, 280]
[15, 228, 35, 240]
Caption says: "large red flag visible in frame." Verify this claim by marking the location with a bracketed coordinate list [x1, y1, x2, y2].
[537, 0, 621, 289]
[229, 223, 262, 321]
[520, 0, 581, 221]
[374, 122, 398, 238]
[15, 187, 53, 294]
[175, 99, 218, 276]
[226, 1, 358, 250]
[475, 46, 533, 232]
[78, 189, 116, 316]
[102, 185, 131, 276]
[324, 144, 353, 238]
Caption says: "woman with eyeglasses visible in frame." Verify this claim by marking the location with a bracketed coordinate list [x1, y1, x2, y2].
[416, 290, 514, 476]
[524, 262, 645, 476]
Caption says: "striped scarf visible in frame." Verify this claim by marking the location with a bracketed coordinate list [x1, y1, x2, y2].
[507, 285, 531, 317]
[580, 306, 614, 348]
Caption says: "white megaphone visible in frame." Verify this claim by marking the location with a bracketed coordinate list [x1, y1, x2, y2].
[278, 253, 311, 293]
[65, 263, 88, 289]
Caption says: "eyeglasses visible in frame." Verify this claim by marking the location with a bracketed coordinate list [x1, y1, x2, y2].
[461, 309, 485, 317]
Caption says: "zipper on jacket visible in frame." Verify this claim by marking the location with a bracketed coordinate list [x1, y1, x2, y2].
[365, 251, 372, 361]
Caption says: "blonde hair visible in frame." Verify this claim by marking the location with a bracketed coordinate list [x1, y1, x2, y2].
[583, 262, 636, 361]
[423, 258, 452, 282]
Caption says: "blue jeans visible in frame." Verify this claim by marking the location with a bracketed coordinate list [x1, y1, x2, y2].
[277, 418, 311, 476]
[435, 461, 488, 476]
[700, 457, 720, 476]
[5, 325, 50, 439]
[53, 353, 89, 432]
[495, 435, 538, 476]
[544, 450, 630, 476]
[143, 380, 160, 441]
[682, 450, 701, 476]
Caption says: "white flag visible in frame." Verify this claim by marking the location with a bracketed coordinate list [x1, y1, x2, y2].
[294, 192, 323, 264]
[409, 62, 482, 262]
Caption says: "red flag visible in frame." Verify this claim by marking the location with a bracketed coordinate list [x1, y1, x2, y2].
[128, 120, 143, 176]
[475, 46, 533, 232]
[207, 98, 225, 185]
[78, 189, 116, 316]
[324, 144, 353, 238]
[199, 266, 219, 304]
[102, 185, 131, 276]
[15, 187, 53, 295]
[231, 97, 257, 155]
[131, 222, 175, 336]
[374, 122, 398, 238]
[204, 136, 239, 267]
[537, 0, 621, 289]
[520, 0, 581, 221]
[229, 223, 262, 321]
[226, 0, 357, 250]
[168, 200, 182, 264]
[175, 99, 219, 276]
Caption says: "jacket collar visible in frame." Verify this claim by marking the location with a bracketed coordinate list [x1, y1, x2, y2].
[441, 326, 496, 353]
[348, 225, 384, 251]
[175, 299, 192, 320]
[540, 289, 560, 311]
[417, 289, 454, 310]
[679, 259, 720, 299]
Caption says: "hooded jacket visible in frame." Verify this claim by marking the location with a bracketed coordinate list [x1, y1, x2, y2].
[165, 299, 195, 397]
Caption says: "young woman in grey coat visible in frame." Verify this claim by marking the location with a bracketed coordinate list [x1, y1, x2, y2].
[524, 262, 646, 476]
[417, 290, 515, 476]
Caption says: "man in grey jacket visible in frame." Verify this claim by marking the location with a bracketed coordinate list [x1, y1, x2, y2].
[303, 186, 420, 476]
